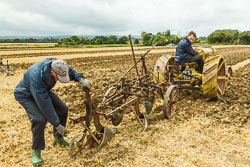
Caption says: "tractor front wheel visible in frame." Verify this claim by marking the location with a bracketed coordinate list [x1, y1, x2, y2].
[163, 85, 179, 118]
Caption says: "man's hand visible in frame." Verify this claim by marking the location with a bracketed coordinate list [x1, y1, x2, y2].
[79, 78, 91, 90]
[198, 50, 202, 54]
[56, 124, 69, 136]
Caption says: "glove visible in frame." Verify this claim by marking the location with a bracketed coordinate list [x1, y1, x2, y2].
[56, 124, 69, 136]
[79, 78, 91, 90]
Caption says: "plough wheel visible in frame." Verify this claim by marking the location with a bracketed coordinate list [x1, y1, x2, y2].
[163, 85, 179, 118]
[69, 126, 113, 157]
[134, 97, 155, 132]
[134, 101, 149, 132]
[69, 132, 90, 157]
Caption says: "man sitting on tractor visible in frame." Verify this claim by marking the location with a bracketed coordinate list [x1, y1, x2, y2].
[14, 58, 91, 166]
[175, 31, 203, 73]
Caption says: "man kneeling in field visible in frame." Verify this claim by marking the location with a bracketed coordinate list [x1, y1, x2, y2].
[14, 58, 91, 166]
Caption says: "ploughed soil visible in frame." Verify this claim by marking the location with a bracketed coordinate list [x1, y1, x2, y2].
[0, 46, 249, 166]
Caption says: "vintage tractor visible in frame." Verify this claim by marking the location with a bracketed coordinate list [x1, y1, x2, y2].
[153, 44, 233, 118]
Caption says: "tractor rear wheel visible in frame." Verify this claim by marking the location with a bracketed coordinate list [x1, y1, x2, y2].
[153, 54, 175, 83]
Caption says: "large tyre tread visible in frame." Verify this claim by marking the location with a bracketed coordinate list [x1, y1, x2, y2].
[202, 55, 226, 100]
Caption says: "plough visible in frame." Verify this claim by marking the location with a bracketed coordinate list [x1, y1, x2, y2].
[69, 35, 168, 157]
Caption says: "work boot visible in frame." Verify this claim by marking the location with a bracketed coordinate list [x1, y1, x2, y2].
[53, 137, 70, 146]
[31, 149, 42, 166]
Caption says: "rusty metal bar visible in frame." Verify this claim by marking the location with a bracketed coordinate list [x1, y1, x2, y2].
[80, 122, 101, 145]
[113, 42, 157, 86]
[129, 35, 141, 81]
[106, 97, 139, 116]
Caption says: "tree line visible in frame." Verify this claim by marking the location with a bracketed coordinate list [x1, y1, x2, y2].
[58, 30, 182, 46]
[141, 30, 182, 46]
[141, 29, 250, 46]
[207, 29, 250, 45]
[0, 29, 249, 45]
[58, 29, 250, 46]
[58, 35, 129, 45]
[0, 38, 58, 43]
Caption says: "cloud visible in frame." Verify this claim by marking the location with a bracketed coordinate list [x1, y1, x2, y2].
[0, 0, 249, 37]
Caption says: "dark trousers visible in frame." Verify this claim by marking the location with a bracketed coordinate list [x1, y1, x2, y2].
[187, 55, 204, 73]
[15, 90, 68, 150]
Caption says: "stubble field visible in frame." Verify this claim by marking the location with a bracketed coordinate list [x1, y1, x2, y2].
[0, 44, 249, 167]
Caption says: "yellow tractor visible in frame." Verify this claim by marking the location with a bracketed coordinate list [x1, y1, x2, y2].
[153, 44, 232, 118]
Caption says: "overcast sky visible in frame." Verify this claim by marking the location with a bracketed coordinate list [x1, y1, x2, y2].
[0, 0, 249, 37]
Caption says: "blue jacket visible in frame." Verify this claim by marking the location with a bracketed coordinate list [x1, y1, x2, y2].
[14, 58, 84, 126]
[175, 36, 198, 64]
